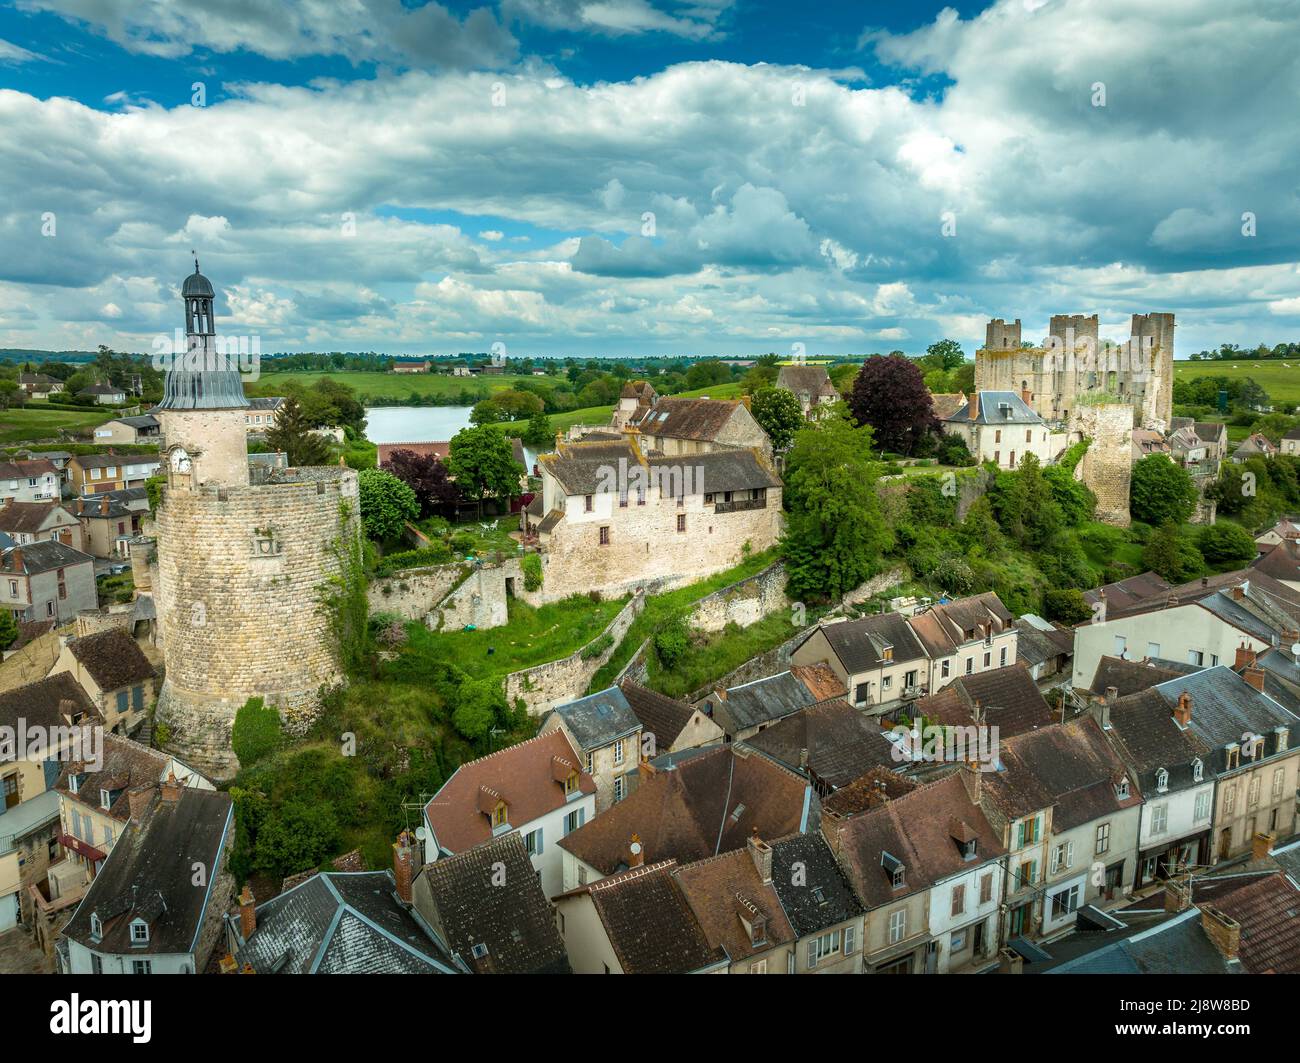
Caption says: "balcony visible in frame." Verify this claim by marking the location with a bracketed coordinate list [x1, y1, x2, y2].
[713, 497, 767, 514]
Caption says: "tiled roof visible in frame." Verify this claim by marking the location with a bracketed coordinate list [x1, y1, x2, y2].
[0, 458, 57, 480]
[1252, 538, 1300, 583]
[791, 662, 847, 701]
[1012, 617, 1073, 668]
[929, 392, 967, 421]
[916, 664, 1054, 739]
[945, 391, 1042, 425]
[55, 734, 174, 822]
[629, 397, 742, 440]
[417, 833, 570, 974]
[66, 629, 156, 692]
[776, 365, 838, 399]
[1200, 872, 1300, 974]
[672, 847, 796, 962]
[0, 500, 74, 533]
[618, 679, 697, 750]
[769, 832, 865, 938]
[0, 540, 94, 575]
[547, 686, 641, 752]
[741, 698, 899, 790]
[1105, 688, 1212, 794]
[1088, 655, 1185, 697]
[709, 670, 822, 735]
[806, 612, 928, 675]
[907, 592, 1013, 657]
[539, 437, 778, 496]
[0, 672, 98, 732]
[1151, 666, 1298, 760]
[821, 767, 918, 819]
[1081, 570, 1172, 612]
[557, 746, 809, 874]
[424, 731, 594, 854]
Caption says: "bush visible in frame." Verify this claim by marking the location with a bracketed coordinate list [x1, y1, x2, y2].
[1196, 522, 1257, 568]
[231, 696, 283, 768]
[521, 552, 543, 592]
[1043, 588, 1093, 625]
[653, 616, 690, 670]
[581, 632, 614, 660]
[252, 800, 342, 878]
[373, 543, 453, 576]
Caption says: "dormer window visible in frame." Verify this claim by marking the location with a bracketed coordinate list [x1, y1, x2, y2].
[961, 838, 978, 860]
[130, 919, 149, 946]
[1225, 743, 1240, 771]
[492, 802, 508, 829]
[100, 789, 112, 811]
[564, 772, 580, 796]
[1115, 777, 1130, 800]
[1276, 726, 1289, 754]
[69, 774, 81, 795]
[1192, 758, 1203, 783]
[881, 851, 905, 888]
[882, 644, 893, 662]
[1155, 768, 1169, 794]
[90, 912, 102, 942]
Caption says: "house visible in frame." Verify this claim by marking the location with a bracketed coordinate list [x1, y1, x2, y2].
[74, 494, 145, 558]
[78, 383, 127, 405]
[1071, 569, 1300, 690]
[18, 372, 64, 398]
[699, 668, 828, 742]
[1231, 432, 1277, 463]
[1251, 537, 1300, 591]
[0, 788, 61, 936]
[0, 459, 60, 504]
[611, 380, 658, 429]
[225, 851, 458, 974]
[775, 365, 839, 417]
[929, 392, 968, 422]
[825, 770, 1007, 973]
[0, 541, 98, 623]
[539, 686, 643, 811]
[376, 440, 450, 466]
[940, 390, 1053, 470]
[59, 783, 234, 974]
[553, 859, 727, 974]
[556, 745, 811, 890]
[22, 451, 73, 486]
[411, 832, 570, 974]
[93, 415, 160, 445]
[671, 841, 798, 974]
[981, 719, 1143, 937]
[1013, 615, 1073, 681]
[531, 437, 781, 602]
[739, 698, 900, 794]
[0, 500, 83, 552]
[1169, 418, 1228, 467]
[624, 393, 772, 459]
[244, 396, 285, 433]
[618, 677, 723, 753]
[50, 629, 157, 736]
[391, 359, 431, 374]
[769, 832, 866, 973]
[1253, 517, 1300, 552]
[1282, 427, 1300, 457]
[1131, 428, 1170, 461]
[68, 453, 162, 495]
[421, 731, 596, 900]
[912, 663, 1055, 742]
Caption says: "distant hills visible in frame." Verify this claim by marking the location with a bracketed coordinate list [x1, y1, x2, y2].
[0, 349, 98, 364]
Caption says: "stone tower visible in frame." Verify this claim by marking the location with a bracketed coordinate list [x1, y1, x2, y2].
[1130, 313, 1176, 429]
[153, 260, 360, 780]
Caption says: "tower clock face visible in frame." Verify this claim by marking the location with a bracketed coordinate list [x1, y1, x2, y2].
[170, 448, 192, 473]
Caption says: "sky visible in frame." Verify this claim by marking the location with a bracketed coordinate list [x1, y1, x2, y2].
[1, 0, 1299, 359]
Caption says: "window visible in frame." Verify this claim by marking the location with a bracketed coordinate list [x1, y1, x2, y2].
[524, 829, 543, 856]
[1188, 650, 1204, 666]
[888, 909, 906, 944]
[100, 789, 112, 811]
[598, 526, 610, 546]
[91, 954, 103, 975]
[564, 808, 585, 834]
[808, 931, 840, 968]
[1156, 768, 1168, 793]
[130, 920, 149, 945]
[950, 883, 966, 917]
[116, 690, 129, 714]
[983, 651, 991, 668]
[1147, 642, 1161, 658]
[1050, 841, 1074, 873]
[1095, 822, 1111, 856]
[584, 752, 594, 774]
[132, 960, 152, 975]
[584, 494, 593, 512]
[965, 657, 973, 675]
[1192, 758, 1203, 783]
[1151, 803, 1169, 834]
[1273, 767, 1286, 800]
[1016, 816, 1040, 847]
[1223, 784, 1237, 814]
[979, 873, 993, 904]
[1225, 744, 1240, 771]
[995, 430, 1002, 444]
[881, 675, 892, 691]
[612, 739, 625, 766]
[749, 959, 768, 974]
[1017, 859, 1037, 889]
[676, 514, 686, 533]
[613, 775, 625, 803]
[853, 682, 870, 705]
[1248, 775, 1261, 808]
[941, 659, 951, 679]
[1000, 646, 1007, 667]
[563, 771, 580, 796]
[1050, 884, 1080, 921]
[90, 913, 102, 941]
[492, 803, 508, 828]
[1194, 790, 1211, 822]
[843, 924, 856, 955]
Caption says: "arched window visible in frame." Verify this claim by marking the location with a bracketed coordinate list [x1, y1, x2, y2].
[1156, 768, 1169, 793]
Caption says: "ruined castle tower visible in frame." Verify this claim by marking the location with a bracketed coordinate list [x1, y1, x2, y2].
[1130, 312, 1176, 429]
[153, 260, 360, 780]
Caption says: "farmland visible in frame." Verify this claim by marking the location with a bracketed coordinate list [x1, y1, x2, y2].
[1173, 359, 1300, 405]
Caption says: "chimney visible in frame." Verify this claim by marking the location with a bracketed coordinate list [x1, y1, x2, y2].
[160, 771, 181, 803]
[1234, 642, 1256, 671]
[1243, 667, 1265, 692]
[392, 829, 415, 905]
[100, 495, 109, 516]
[628, 833, 644, 868]
[1230, 585, 1244, 601]
[747, 831, 773, 885]
[798, 747, 809, 770]
[1251, 830, 1275, 861]
[238, 885, 257, 940]
[1105, 685, 1118, 704]
[126, 784, 154, 821]
[968, 390, 978, 420]
[1172, 690, 1193, 727]
[1163, 875, 1192, 914]
[1199, 905, 1241, 963]
[11, 546, 22, 571]
[1090, 696, 1112, 731]
[998, 947, 1024, 975]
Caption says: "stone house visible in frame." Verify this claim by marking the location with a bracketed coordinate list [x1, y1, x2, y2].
[775, 365, 839, 417]
[0, 541, 98, 624]
[74, 493, 145, 558]
[68, 453, 162, 496]
[625, 393, 772, 459]
[768, 832, 866, 973]
[78, 383, 126, 405]
[941, 390, 1054, 470]
[59, 784, 234, 974]
[50, 629, 158, 736]
[93, 415, 160, 446]
[618, 677, 723, 754]
[1231, 432, 1277, 463]
[243, 396, 284, 433]
[0, 459, 60, 504]
[539, 685, 643, 812]
[0, 500, 83, 552]
[1282, 427, 1300, 457]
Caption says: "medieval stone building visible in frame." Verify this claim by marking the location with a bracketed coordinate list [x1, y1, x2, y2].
[152, 261, 359, 780]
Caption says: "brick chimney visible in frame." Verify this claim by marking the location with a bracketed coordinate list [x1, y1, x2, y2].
[160, 771, 181, 803]
[1230, 585, 1245, 601]
[1251, 830, 1275, 861]
[1243, 666, 1265, 692]
[126, 784, 154, 821]
[11, 546, 22, 572]
[1234, 642, 1256, 671]
[798, 747, 809, 770]
[747, 831, 773, 885]
[1105, 685, 1118, 704]
[238, 885, 257, 940]
[1090, 695, 1112, 731]
[1199, 905, 1241, 962]
[1172, 691, 1193, 727]
[628, 833, 644, 868]
[392, 829, 415, 904]
[1163, 875, 1192, 914]
[968, 391, 979, 420]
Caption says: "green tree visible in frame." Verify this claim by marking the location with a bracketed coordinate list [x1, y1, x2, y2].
[1196, 522, 1257, 567]
[1131, 455, 1197, 526]
[452, 678, 508, 745]
[653, 616, 690, 669]
[265, 395, 333, 466]
[253, 800, 342, 878]
[522, 410, 553, 447]
[470, 398, 507, 425]
[0, 610, 17, 651]
[358, 467, 419, 542]
[447, 425, 525, 516]
[1142, 522, 1205, 583]
[921, 338, 966, 372]
[1042, 588, 1093, 625]
[231, 696, 284, 768]
[781, 413, 893, 601]
[988, 453, 1062, 548]
[750, 386, 805, 450]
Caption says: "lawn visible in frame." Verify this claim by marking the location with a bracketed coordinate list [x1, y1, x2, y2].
[0, 406, 108, 444]
[247, 370, 560, 404]
[1173, 360, 1300, 405]
[400, 593, 629, 681]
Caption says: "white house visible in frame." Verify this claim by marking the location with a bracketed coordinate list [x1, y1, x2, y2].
[940, 391, 1054, 470]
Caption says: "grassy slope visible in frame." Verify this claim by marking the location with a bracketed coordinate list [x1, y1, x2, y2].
[0, 405, 110, 444]
[247, 370, 560, 402]
[1174, 360, 1300, 404]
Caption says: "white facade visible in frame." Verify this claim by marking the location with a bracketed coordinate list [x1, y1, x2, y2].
[65, 941, 198, 974]
[1138, 781, 1214, 856]
[926, 859, 1003, 972]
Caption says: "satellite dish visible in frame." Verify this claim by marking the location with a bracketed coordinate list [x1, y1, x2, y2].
[414, 826, 428, 841]
[629, 841, 642, 856]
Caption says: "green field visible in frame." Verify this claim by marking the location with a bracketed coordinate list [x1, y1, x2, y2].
[0, 406, 108, 444]
[1174, 360, 1300, 404]
[247, 370, 557, 403]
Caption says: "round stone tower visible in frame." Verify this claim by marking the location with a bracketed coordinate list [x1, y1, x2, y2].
[153, 259, 360, 780]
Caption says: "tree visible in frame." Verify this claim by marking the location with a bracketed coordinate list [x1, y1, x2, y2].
[1196, 522, 1257, 567]
[1043, 588, 1093, 625]
[447, 425, 524, 516]
[452, 678, 509, 745]
[253, 800, 342, 878]
[470, 398, 508, 425]
[921, 338, 966, 372]
[382, 448, 460, 516]
[1131, 455, 1197, 527]
[750, 386, 805, 450]
[231, 696, 283, 768]
[847, 354, 937, 455]
[358, 467, 419, 542]
[1142, 522, 1205, 583]
[522, 410, 553, 447]
[654, 616, 690, 669]
[988, 453, 1062, 549]
[0, 610, 17, 651]
[781, 413, 893, 601]
[265, 395, 333, 466]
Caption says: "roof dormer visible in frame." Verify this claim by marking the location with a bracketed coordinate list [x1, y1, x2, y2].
[129, 917, 150, 947]
[881, 851, 906, 889]
[1155, 768, 1169, 793]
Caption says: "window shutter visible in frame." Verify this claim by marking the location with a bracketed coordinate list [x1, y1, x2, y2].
[844, 924, 856, 954]
[1066, 841, 1074, 868]
[1050, 848, 1059, 875]
[807, 941, 817, 968]
[535, 827, 543, 853]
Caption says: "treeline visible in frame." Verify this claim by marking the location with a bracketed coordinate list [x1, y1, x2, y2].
[1186, 342, 1300, 361]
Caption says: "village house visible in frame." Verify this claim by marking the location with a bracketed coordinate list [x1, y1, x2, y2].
[940, 390, 1055, 470]
[1254, 517, 1300, 552]
[0, 541, 98, 623]
[1012, 615, 1074, 681]
[390, 359, 431, 374]
[531, 436, 781, 601]
[609, 382, 772, 459]
[74, 493, 145, 558]
[93, 415, 160, 446]
[825, 770, 1007, 973]
[556, 745, 810, 891]
[1131, 428, 1170, 461]
[910, 663, 1055, 742]
[411, 831, 570, 974]
[700, 666, 841, 742]
[768, 832, 866, 973]
[1282, 427, 1300, 456]
[1231, 432, 1277, 463]
[0, 458, 60, 504]
[421, 730, 597, 900]
[1251, 537, 1300, 591]
[77, 383, 126, 405]
[50, 629, 157, 736]
[18, 372, 64, 398]
[242, 396, 285, 433]
[775, 365, 839, 418]
[58, 782, 234, 974]
[0, 500, 83, 551]
[22, 450, 73, 487]
[68, 452, 162, 495]
[1169, 418, 1228, 466]
[617, 677, 724, 754]
[539, 685, 643, 812]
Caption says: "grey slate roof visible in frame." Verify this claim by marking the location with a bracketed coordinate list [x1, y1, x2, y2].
[804, 611, 928, 675]
[1044, 909, 1238, 975]
[2, 539, 94, 574]
[741, 698, 899, 790]
[548, 686, 641, 751]
[709, 670, 820, 735]
[769, 832, 865, 938]
[1151, 666, 1299, 769]
[234, 871, 456, 974]
[944, 391, 1042, 425]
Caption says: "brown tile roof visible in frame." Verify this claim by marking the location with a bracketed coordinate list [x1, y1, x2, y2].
[54, 733, 172, 822]
[0, 671, 99, 732]
[377, 441, 450, 465]
[540, 437, 778, 496]
[791, 662, 846, 701]
[9, 618, 55, 651]
[557, 746, 809, 874]
[424, 731, 595, 854]
[672, 847, 796, 962]
[804, 611, 928, 674]
[572, 860, 725, 973]
[1251, 538, 1300, 583]
[929, 392, 967, 421]
[0, 458, 57, 480]
[1081, 571, 1173, 612]
[618, 678, 696, 749]
[1088, 655, 1185, 697]
[907, 592, 1014, 658]
[915, 664, 1054, 739]
[630, 397, 743, 441]
[776, 365, 838, 400]
[828, 771, 1005, 910]
[67, 629, 156, 692]
[821, 767, 919, 819]
[741, 698, 899, 790]
[1200, 873, 1300, 974]
[0, 500, 74, 534]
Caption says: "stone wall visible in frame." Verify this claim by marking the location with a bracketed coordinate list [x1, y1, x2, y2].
[368, 564, 467, 621]
[686, 561, 789, 633]
[153, 468, 360, 780]
[505, 592, 645, 716]
[1073, 403, 1133, 527]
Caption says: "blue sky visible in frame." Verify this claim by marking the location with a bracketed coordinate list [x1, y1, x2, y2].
[1, 0, 1298, 358]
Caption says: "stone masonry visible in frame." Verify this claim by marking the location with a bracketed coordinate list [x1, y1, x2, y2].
[1073, 403, 1133, 527]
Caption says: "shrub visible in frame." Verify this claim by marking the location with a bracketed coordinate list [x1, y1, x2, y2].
[654, 616, 690, 670]
[374, 543, 453, 576]
[521, 552, 543, 592]
[231, 696, 283, 768]
[1043, 588, 1092, 625]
